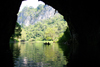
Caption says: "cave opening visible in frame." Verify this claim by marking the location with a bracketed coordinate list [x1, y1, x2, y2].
[9, 0, 72, 67]
[1, 0, 100, 67]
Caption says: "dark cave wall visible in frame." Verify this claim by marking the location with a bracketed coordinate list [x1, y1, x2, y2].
[0, 0, 22, 46]
[0, 1, 22, 66]
[0, 0, 100, 67]
[41, 0, 100, 66]
[0, 1, 22, 57]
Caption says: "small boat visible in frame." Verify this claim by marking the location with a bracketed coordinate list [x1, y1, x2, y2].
[44, 42, 47, 44]
[44, 42, 50, 45]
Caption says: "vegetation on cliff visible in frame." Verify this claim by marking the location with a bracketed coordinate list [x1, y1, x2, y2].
[21, 13, 70, 42]
[13, 4, 71, 43]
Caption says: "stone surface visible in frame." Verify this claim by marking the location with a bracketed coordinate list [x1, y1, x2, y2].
[17, 5, 56, 26]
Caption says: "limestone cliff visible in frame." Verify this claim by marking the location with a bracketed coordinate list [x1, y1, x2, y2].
[17, 4, 57, 26]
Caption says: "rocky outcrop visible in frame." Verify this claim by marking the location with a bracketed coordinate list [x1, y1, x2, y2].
[17, 5, 57, 26]
[34, 5, 56, 22]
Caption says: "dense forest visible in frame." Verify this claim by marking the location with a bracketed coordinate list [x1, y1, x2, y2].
[21, 13, 69, 42]
[10, 5, 71, 43]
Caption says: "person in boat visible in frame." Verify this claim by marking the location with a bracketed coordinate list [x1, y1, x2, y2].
[47, 42, 50, 45]
[44, 42, 50, 45]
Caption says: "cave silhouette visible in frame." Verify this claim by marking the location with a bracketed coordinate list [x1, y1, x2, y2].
[0, 0, 100, 67]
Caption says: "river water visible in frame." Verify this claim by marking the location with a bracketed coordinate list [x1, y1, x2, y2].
[10, 42, 68, 67]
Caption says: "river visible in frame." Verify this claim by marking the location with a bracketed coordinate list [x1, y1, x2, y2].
[10, 42, 68, 67]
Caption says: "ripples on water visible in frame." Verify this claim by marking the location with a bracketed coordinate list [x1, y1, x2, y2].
[10, 42, 68, 67]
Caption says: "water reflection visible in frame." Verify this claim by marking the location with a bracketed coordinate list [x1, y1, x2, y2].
[10, 42, 67, 67]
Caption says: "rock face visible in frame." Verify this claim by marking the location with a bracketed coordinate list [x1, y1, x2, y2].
[17, 5, 56, 26]
[1, 0, 100, 67]
[0, 1, 22, 67]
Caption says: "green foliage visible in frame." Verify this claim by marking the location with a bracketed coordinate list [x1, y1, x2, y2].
[21, 13, 70, 42]
[10, 38, 19, 42]
[21, 29, 26, 40]
[14, 22, 22, 38]
[58, 27, 71, 43]
[44, 27, 57, 41]
[18, 5, 71, 42]
[10, 22, 22, 42]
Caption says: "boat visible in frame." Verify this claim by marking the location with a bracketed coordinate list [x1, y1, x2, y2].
[44, 42, 50, 45]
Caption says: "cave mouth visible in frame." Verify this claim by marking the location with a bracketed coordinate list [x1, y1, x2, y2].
[1, 0, 100, 67]
[8, 0, 71, 67]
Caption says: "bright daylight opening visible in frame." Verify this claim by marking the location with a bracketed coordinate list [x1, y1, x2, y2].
[10, 0, 71, 67]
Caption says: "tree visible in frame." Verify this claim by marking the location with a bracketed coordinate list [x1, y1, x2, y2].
[44, 27, 58, 41]
[11, 22, 22, 39]
[21, 29, 26, 40]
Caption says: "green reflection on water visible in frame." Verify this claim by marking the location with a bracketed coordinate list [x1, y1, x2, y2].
[10, 42, 68, 67]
